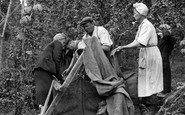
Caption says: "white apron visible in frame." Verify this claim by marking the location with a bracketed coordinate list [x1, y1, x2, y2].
[136, 19, 163, 97]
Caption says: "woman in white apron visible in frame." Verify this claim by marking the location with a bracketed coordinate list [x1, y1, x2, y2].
[112, 2, 163, 114]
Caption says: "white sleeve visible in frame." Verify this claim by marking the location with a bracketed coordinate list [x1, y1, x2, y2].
[136, 23, 152, 46]
[77, 40, 86, 49]
[98, 27, 113, 46]
[77, 35, 86, 49]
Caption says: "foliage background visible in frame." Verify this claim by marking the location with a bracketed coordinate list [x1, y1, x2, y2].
[0, 0, 185, 114]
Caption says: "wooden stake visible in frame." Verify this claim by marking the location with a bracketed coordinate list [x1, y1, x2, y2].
[0, 4, 21, 27]
[1, 0, 12, 37]
[40, 80, 54, 115]
[44, 52, 84, 115]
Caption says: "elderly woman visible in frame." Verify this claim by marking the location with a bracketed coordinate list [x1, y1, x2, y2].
[157, 24, 176, 96]
[112, 2, 163, 113]
[33, 33, 73, 108]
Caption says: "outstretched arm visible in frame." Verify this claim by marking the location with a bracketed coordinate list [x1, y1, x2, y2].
[113, 40, 141, 53]
[121, 40, 141, 49]
[62, 51, 78, 78]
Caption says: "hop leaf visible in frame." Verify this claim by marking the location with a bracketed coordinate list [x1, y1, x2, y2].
[33, 4, 43, 12]
[180, 39, 185, 46]
[180, 49, 185, 54]
[26, 51, 32, 55]
[16, 33, 25, 40]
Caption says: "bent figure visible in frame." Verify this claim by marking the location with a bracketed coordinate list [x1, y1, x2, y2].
[51, 37, 134, 115]
[32, 33, 73, 107]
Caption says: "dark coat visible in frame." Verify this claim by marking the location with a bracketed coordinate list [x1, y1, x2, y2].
[33, 40, 74, 106]
[33, 40, 67, 79]
[158, 33, 176, 93]
[158, 34, 176, 63]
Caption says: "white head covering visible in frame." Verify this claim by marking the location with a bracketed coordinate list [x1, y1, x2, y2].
[159, 24, 171, 33]
[159, 24, 171, 30]
[133, 2, 148, 16]
[53, 33, 66, 41]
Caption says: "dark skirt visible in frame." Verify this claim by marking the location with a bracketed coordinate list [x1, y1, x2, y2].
[34, 68, 53, 106]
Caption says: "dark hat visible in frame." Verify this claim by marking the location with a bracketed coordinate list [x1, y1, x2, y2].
[80, 17, 93, 25]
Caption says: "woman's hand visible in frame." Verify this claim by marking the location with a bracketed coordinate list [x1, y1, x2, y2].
[111, 46, 123, 56]
[116, 46, 124, 52]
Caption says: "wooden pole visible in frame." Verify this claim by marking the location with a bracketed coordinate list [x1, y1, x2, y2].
[0, 4, 21, 27]
[0, 37, 3, 70]
[1, 0, 12, 37]
[44, 52, 84, 115]
[40, 80, 54, 115]
[0, 0, 12, 70]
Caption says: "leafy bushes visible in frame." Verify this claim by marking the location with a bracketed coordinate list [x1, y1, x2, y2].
[0, 0, 185, 114]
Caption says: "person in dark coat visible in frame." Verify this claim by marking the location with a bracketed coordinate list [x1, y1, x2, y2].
[157, 24, 176, 96]
[32, 33, 74, 108]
